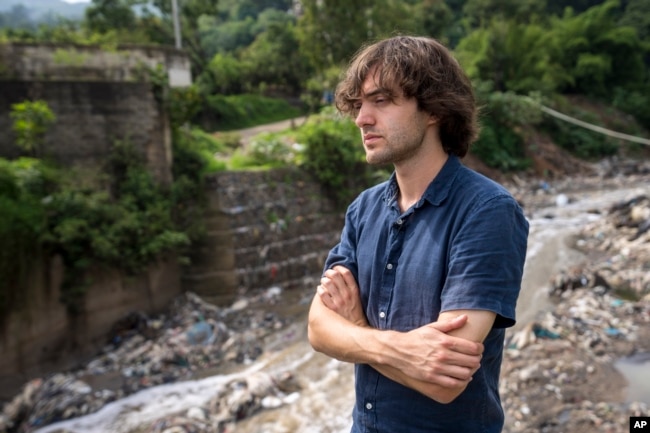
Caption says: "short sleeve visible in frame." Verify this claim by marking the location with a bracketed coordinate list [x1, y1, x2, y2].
[441, 194, 529, 328]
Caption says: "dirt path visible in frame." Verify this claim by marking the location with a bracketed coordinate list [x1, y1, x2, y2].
[221, 116, 309, 145]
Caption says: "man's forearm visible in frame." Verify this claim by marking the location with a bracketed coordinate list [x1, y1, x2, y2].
[308, 293, 387, 364]
[370, 363, 469, 404]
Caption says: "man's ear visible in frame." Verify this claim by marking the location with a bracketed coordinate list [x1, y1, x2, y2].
[428, 114, 440, 126]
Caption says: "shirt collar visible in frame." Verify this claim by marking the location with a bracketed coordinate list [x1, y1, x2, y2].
[382, 155, 460, 208]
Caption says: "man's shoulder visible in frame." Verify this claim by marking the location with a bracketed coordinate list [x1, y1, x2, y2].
[454, 164, 515, 202]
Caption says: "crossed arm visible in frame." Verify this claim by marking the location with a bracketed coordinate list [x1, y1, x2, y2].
[307, 266, 496, 404]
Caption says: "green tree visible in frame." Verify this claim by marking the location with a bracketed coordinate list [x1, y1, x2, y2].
[135, 0, 221, 77]
[241, 21, 312, 95]
[85, 0, 137, 34]
[217, 0, 293, 21]
[548, 0, 645, 97]
[10, 100, 56, 157]
[546, 0, 610, 15]
[296, 0, 411, 72]
[456, 19, 567, 94]
[412, 0, 454, 41]
[619, 0, 650, 40]
[462, 0, 547, 28]
[198, 16, 256, 57]
[201, 52, 250, 95]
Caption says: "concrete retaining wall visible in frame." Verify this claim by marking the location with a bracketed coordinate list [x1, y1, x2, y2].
[0, 255, 181, 401]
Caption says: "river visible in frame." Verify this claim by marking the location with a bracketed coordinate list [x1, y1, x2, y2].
[35, 183, 649, 433]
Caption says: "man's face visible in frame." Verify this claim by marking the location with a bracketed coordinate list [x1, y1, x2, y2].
[353, 71, 434, 166]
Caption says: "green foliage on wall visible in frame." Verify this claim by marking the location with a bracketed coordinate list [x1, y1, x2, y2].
[10, 100, 56, 157]
[0, 125, 217, 314]
[0, 158, 52, 317]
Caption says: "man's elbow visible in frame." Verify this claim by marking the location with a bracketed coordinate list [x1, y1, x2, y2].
[307, 320, 327, 353]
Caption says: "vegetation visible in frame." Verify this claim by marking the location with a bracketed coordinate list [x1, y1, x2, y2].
[10, 100, 56, 157]
[0, 95, 222, 314]
[1, 0, 649, 312]
[2, 0, 646, 147]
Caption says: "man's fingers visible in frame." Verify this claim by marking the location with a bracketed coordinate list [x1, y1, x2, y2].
[333, 266, 358, 290]
[429, 314, 468, 333]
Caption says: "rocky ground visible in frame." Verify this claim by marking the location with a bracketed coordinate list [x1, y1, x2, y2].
[500, 158, 650, 433]
[1, 157, 649, 433]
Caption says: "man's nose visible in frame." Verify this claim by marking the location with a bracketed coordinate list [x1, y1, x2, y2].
[355, 105, 374, 128]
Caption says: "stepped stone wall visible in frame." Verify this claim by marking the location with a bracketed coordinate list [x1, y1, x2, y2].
[184, 168, 344, 304]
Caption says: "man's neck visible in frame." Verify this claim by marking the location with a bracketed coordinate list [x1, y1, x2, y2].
[394, 147, 448, 212]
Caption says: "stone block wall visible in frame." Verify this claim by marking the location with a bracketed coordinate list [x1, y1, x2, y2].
[183, 168, 344, 304]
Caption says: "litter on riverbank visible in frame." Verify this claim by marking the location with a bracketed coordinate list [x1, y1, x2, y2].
[2, 160, 649, 433]
[501, 162, 650, 433]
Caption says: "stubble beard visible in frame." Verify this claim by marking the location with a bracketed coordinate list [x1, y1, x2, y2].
[365, 129, 426, 166]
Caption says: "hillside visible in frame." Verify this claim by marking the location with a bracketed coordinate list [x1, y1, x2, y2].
[0, 0, 87, 22]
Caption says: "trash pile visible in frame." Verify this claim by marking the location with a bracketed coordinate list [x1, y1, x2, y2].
[0, 289, 294, 433]
[502, 287, 649, 433]
[551, 193, 650, 300]
[501, 168, 650, 433]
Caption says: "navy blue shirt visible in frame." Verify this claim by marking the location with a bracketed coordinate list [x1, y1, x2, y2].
[324, 155, 529, 433]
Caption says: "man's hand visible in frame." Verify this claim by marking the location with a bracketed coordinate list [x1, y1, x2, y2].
[318, 266, 368, 326]
[384, 316, 482, 385]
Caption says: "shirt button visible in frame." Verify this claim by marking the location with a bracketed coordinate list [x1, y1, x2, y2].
[396, 218, 403, 225]
[366, 402, 373, 410]
[386, 263, 393, 270]
[379, 311, 386, 319]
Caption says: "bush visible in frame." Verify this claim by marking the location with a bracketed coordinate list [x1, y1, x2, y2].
[296, 108, 384, 207]
[0, 158, 49, 317]
[541, 108, 619, 160]
[10, 100, 56, 157]
[0, 128, 219, 314]
[40, 141, 191, 312]
[229, 132, 299, 169]
[472, 118, 531, 172]
[612, 85, 650, 128]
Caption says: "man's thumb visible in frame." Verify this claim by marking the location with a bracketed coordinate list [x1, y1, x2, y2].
[430, 314, 468, 333]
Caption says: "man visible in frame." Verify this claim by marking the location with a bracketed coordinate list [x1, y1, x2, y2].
[307, 36, 529, 432]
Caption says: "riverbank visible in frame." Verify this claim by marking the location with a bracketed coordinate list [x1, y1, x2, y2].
[500, 161, 650, 432]
[1, 158, 649, 433]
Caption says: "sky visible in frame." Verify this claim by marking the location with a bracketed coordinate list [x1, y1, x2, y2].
[62, 0, 90, 3]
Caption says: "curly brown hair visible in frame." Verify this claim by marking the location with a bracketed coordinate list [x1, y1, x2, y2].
[335, 36, 479, 158]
